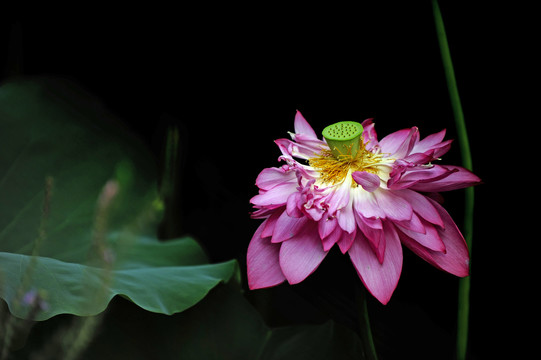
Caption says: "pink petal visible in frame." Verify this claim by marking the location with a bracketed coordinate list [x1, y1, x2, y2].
[409, 165, 481, 192]
[397, 220, 446, 252]
[294, 110, 318, 139]
[304, 205, 325, 222]
[360, 119, 379, 150]
[321, 227, 342, 252]
[389, 164, 456, 190]
[400, 152, 434, 166]
[399, 198, 469, 277]
[393, 212, 426, 234]
[373, 189, 413, 221]
[247, 220, 286, 289]
[348, 223, 403, 305]
[279, 221, 328, 284]
[327, 176, 352, 215]
[355, 213, 385, 263]
[411, 129, 446, 153]
[394, 127, 419, 158]
[337, 229, 356, 254]
[318, 216, 338, 239]
[352, 171, 380, 192]
[430, 140, 453, 159]
[286, 192, 304, 218]
[337, 194, 356, 233]
[352, 188, 385, 219]
[261, 210, 282, 238]
[275, 138, 321, 160]
[256, 167, 296, 190]
[251, 207, 276, 219]
[379, 127, 419, 158]
[293, 133, 328, 151]
[357, 213, 383, 229]
[250, 182, 297, 209]
[271, 211, 310, 243]
[393, 189, 443, 227]
[411, 129, 453, 159]
[379, 128, 410, 154]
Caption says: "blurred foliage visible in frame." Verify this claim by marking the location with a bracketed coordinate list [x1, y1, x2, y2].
[0, 78, 238, 321]
[0, 77, 368, 359]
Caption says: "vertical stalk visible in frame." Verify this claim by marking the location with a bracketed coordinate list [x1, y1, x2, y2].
[432, 1, 474, 360]
[356, 286, 378, 360]
[160, 126, 182, 239]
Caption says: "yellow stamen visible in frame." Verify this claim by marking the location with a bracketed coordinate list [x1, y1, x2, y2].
[309, 137, 389, 186]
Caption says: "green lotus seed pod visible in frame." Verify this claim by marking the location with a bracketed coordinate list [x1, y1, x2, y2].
[322, 121, 364, 158]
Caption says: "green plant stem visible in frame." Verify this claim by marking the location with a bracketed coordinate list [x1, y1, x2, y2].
[432, 1, 474, 360]
[356, 286, 378, 360]
[160, 126, 182, 239]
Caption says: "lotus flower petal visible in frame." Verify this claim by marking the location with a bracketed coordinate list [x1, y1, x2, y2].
[318, 216, 338, 239]
[409, 165, 482, 192]
[349, 223, 402, 305]
[247, 111, 480, 304]
[256, 167, 296, 190]
[279, 222, 328, 284]
[379, 127, 418, 158]
[360, 119, 379, 150]
[294, 110, 318, 139]
[272, 210, 310, 243]
[250, 182, 297, 209]
[247, 221, 286, 289]
[394, 189, 443, 227]
[411, 129, 453, 158]
[399, 198, 469, 277]
[397, 220, 446, 252]
[352, 171, 380, 192]
[373, 189, 413, 221]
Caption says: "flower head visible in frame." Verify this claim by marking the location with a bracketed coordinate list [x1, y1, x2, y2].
[247, 111, 481, 304]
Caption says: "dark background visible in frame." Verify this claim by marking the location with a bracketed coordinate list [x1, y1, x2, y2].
[2, 1, 521, 359]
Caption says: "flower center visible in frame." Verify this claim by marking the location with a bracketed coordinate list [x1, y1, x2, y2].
[310, 137, 386, 186]
[321, 121, 364, 158]
[310, 121, 392, 186]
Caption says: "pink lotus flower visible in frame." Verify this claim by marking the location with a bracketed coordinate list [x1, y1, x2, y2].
[247, 111, 481, 304]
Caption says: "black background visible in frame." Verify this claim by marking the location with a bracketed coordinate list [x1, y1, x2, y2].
[2, 1, 523, 359]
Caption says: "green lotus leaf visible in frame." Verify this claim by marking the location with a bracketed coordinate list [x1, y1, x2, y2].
[0, 77, 237, 321]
